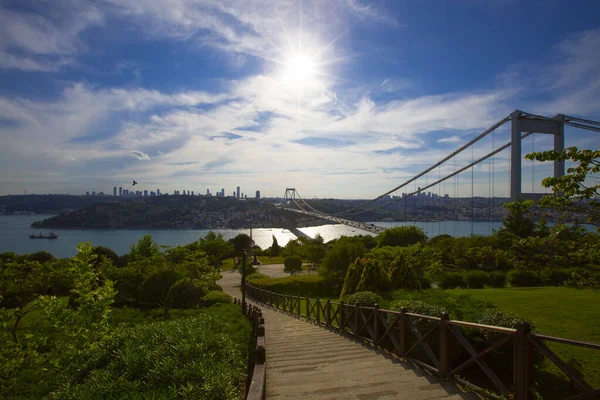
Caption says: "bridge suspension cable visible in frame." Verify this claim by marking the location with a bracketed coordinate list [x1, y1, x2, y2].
[331, 115, 512, 216]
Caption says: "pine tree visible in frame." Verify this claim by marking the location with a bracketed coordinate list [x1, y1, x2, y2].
[388, 254, 421, 290]
[340, 258, 365, 299]
[356, 259, 391, 293]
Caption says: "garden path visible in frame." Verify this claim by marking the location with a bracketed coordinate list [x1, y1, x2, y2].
[220, 271, 476, 400]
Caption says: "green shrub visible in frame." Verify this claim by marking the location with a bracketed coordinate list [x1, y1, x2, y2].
[376, 226, 427, 247]
[389, 299, 445, 331]
[507, 269, 542, 287]
[344, 291, 382, 307]
[202, 291, 232, 306]
[247, 272, 269, 280]
[489, 271, 506, 288]
[541, 268, 570, 286]
[441, 272, 466, 289]
[247, 275, 334, 298]
[419, 276, 432, 290]
[464, 270, 490, 289]
[27, 251, 56, 264]
[48, 306, 251, 400]
[167, 279, 206, 309]
[565, 270, 599, 288]
[284, 255, 303, 275]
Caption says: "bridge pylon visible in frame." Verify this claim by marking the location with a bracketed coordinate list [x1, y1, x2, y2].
[510, 110, 565, 201]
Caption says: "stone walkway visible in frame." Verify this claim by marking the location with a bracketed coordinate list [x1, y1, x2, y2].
[220, 270, 477, 400]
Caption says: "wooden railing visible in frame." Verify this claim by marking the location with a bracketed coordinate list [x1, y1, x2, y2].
[234, 299, 266, 400]
[245, 284, 600, 400]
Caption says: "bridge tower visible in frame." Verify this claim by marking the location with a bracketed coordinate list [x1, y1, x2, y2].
[510, 110, 565, 201]
[284, 188, 297, 203]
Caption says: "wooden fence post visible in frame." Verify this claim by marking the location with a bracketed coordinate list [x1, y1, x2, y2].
[297, 296, 301, 316]
[316, 298, 321, 324]
[514, 322, 533, 400]
[439, 312, 450, 378]
[373, 303, 380, 343]
[399, 307, 407, 356]
[326, 300, 331, 327]
[353, 305, 359, 336]
[306, 297, 310, 319]
[339, 301, 345, 330]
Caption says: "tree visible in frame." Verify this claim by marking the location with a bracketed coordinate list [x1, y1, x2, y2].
[340, 258, 365, 299]
[376, 226, 427, 247]
[0, 261, 50, 343]
[198, 232, 233, 268]
[304, 234, 327, 271]
[231, 234, 253, 256]
[91, 246, 120, 267]
[388, 254, 421, 290]
[27, 251, 55, 264]
[499, 200, 535, 238]
[319, 237, 366, 283]
[269, 235, 281, 256]
[356, 259, 390, 293]
[526, 147, 600, 231]
[128, 235, 161, 261]
[284, 255, 303, 275]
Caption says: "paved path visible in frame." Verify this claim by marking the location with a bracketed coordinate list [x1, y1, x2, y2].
[220, 271, 476, 400]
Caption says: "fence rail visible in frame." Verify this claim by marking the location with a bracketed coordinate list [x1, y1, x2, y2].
[234, 298, 266, 400]
[246, 284, 599, 400]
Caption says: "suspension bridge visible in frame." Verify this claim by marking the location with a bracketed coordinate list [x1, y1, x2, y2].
[282, 110, 600, 235]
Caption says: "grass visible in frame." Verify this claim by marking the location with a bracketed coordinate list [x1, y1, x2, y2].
[445, 287, 600, 392]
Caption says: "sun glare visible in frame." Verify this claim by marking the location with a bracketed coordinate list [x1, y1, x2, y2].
[281, 52, 318, 89]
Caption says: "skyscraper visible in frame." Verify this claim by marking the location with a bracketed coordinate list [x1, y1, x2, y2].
[157, 189, 161, 196]
[221, 188, 224, 197]
[113, 186, 117, 196]
[119, 187, 122, 196]
[256, 190, 260, 199]
[236, 186, 240, 198]
[206, 188, 210, 196]
[143, 190, 148, 196]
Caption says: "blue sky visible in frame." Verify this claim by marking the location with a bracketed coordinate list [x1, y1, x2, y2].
[0, 0, 599, 198]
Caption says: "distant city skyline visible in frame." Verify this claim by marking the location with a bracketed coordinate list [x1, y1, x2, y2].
[0, 1, 599, 198]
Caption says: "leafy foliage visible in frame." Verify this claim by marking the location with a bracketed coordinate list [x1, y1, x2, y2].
[47, 305, 250, 400]
[526, 147, 599, 230]
[284, 255, 303, 275]
[247, 275, 334, 298]
[376, 225, 427, 247]
[441, 272, 466, 289]
[344, 291, 382, 306]
[199, 232, 233, 268]
[319, 237, 366, 283]
[464, 270, 490, 289]
[202, 291, 233, 306]
[507, 269, 542, 287]
[128, 234, 161, 262]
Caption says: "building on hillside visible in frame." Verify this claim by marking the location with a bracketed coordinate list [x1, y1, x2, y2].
[113, 186, 117, 196]
[256, 190, 260, 198]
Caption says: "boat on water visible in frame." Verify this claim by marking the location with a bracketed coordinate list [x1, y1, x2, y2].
[30, 231, 58, 239]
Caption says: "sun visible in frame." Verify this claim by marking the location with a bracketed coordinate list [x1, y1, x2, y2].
[280, 51, 319, 90]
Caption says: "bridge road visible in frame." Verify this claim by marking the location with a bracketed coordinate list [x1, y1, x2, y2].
[220, 270, 476, 400]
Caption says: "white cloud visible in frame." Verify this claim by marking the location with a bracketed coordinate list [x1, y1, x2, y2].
[438, 136, 463, 144]
[0, 2, 103, 71]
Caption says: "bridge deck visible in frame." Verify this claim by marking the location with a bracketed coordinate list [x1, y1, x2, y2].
[221, 271, 475, 400]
